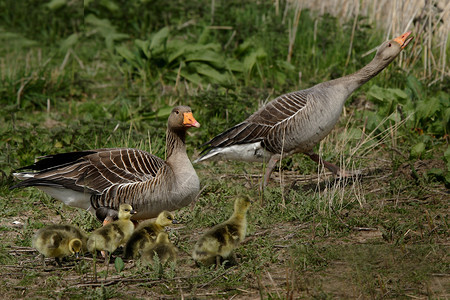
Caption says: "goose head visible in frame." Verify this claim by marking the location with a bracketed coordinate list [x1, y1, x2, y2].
[375, 31, 413, 63]
[168, 106, 200, 130]
[156, 211, 178, 226]
[118, 204, 136, 220]
[68, 238, 83, 258]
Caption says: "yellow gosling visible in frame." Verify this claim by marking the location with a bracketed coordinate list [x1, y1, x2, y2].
[32, 224, 86, 266]
[192, 196, 251, 267]
[124, 211, 176, 259]
[87, 204, 136, 256]
[140, 232, 178, 265]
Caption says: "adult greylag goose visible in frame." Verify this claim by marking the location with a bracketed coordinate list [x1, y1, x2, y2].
[10, 106, 200, 221]
[195, 32, 413, 187]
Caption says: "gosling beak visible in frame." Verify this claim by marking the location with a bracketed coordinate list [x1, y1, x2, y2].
[130, 209, 137, 215]
[393, 31, 413, 49]
[75, 252, 80, 259]
[171, 219, 180, 224]
[183, 112, 200, 128]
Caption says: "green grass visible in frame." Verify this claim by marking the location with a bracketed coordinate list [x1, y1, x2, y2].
[0, 0, 448, 299]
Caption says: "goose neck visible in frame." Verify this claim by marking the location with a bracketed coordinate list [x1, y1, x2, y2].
[165, 128, 186, 159]
[339, 55, 394, 94]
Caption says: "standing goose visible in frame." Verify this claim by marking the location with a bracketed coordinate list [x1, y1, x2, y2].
[195, 32, 413, 187]
[10, 106, 200, 221]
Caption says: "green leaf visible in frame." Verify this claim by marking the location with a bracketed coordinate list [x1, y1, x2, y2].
[406, 74, 424, 100]
[243, 47, 267, 74]
[114, 257, 124, 272]
[416, 96, 440, 120]
[184, 50, 225, 69]
[179, 70, 204, 85]
[410, 142, 425, 158]
[150, 27, 170, 51]
[59, 33, 79, 52]
[156, 106, 173, 119]
[190, 62, 229, 84]
[135, 39, 151, 59]
[225, 58, 244, 73]
[45, 0, 67, 10]
[366, 85, 386, 104]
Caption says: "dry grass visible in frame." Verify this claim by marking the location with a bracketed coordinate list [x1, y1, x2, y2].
[281, 0, 449, 83]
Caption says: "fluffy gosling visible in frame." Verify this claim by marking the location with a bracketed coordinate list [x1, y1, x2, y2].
[192, 195, 251, 267]
[140, 232, 178, 265]
[32, 224, 87, 266]
[124, 211, 176, 259]
[87, 204, 136, 256]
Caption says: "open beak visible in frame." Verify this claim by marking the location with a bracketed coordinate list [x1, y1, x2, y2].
[393, 31, 413, 49]
[183, 112, 200, 128]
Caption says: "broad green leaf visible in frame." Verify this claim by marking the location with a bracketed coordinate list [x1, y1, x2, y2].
[179, 70, 204, 85]
[191, 62, 228, 84]
[367, 85, 389, 103]
[391, 88, 408, 103]
[243, 47, 267, 74]
[184, 50, 225, 69]
[135, 39, 151, 58]
[114, 257, 124, 272]
[406, 74, 424, 100]
[59, 33, 79, 52]
[156, 106, 173, 119]
[226, 58, 244, 72]
[410, 142, 425, 158]
[116, 45, 142, 69]
[416, 96, 440, 120]
[150, 27, 170, 51]
[100, 0, 119, 11]
[45, 0, 67, 10]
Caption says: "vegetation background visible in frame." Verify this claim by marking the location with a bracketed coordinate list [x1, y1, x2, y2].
[0, 0, 448, 298]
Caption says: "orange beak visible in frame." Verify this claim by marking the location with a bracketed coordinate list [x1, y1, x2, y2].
[183, 112, 200, 128]
[393, 31, 413, 49]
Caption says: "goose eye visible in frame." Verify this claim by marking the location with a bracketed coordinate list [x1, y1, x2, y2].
[388, 43, 391, 47]
[175, 111, 179, 114]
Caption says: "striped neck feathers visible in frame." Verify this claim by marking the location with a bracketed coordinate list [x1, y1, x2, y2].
[165, 127, 187, 159]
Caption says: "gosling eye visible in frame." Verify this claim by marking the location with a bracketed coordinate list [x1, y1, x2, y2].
[175, 110, 179, 114]
[388, 43, 392, 47]
[167, 216, 172, 220]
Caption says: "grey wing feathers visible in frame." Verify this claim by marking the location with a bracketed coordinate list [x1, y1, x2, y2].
[202, 90, 309, 150]
[11, 148, 166, 195]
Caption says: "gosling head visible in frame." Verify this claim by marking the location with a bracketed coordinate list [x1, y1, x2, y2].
[156, 211, 177, 227]
[155, 232, 170, 244]
[234, 195, 252, 214]
[118, 204, 136, 220]
[69, 238, 83, 259]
